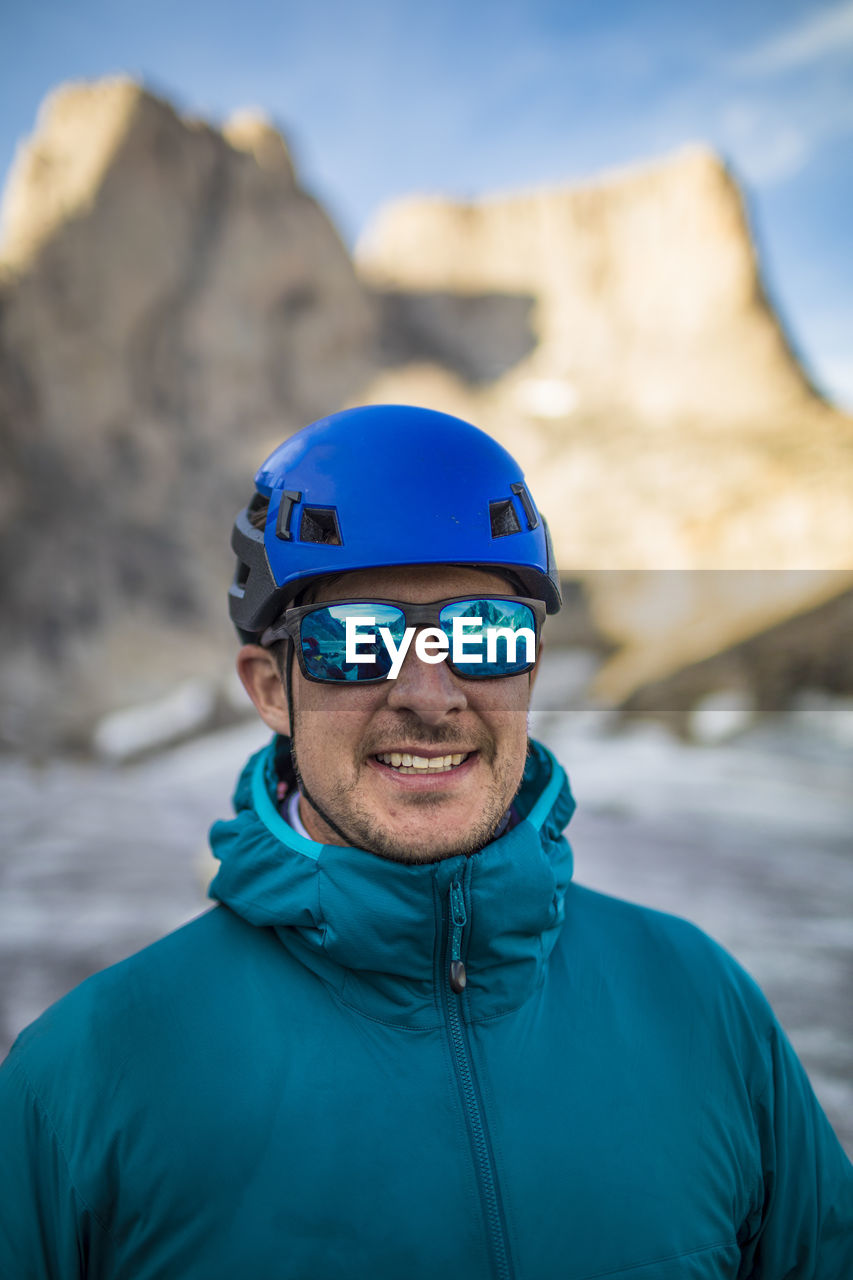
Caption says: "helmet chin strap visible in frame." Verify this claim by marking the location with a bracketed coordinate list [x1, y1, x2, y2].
[282, 639, 359, 848]
[294, 773, 358, 848]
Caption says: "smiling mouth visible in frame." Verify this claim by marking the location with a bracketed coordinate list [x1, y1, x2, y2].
[374, 751, 471, 775]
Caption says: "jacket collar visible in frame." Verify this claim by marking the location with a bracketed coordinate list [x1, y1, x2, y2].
[208, 736, 575, 1027]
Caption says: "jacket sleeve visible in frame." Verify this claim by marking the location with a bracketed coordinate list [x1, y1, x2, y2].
[740, 1014, 853, 1276]
[0, 1054, 96, 1279]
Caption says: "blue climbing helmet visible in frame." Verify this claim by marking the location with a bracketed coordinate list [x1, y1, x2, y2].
[229, 404, 562, 642]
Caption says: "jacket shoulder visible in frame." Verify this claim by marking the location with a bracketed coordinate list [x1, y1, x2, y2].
[3, 906, 268, 1096]
[565, 879, 757, 966]
[561, 882, 777, 1044]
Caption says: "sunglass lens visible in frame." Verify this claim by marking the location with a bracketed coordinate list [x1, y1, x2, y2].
[300, 604, 406, 682]
[439, 599, 537, 676]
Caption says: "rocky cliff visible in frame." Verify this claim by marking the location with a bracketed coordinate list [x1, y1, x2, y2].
[0, 79, 376, 750]
[354, 153, 853, 712]
[359, 147, 819, 423]
[355, 149, 853, 573]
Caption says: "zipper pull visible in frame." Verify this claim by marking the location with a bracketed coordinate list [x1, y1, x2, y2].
[449, 879, 467, 994]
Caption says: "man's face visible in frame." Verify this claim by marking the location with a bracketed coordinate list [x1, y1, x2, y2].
[287, 564, 537, 864]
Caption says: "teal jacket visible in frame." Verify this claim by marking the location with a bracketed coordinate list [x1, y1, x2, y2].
[1, 738, 851, 1278]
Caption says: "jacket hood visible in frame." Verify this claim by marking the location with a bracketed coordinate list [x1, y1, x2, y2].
[208, 736, 575, 1026]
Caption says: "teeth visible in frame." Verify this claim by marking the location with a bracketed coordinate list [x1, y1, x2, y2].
[376, 751, 468, 774]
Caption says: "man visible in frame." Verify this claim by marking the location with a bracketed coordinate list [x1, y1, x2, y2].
[1, 403, 851, 1278]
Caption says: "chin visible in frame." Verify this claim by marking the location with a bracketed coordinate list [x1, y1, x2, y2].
[359, 816, 502, 865]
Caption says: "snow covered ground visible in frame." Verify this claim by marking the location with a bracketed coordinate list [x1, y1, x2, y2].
[1, 654, 851, 1156]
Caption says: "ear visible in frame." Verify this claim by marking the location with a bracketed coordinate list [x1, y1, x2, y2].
[237, 645, 291, 736]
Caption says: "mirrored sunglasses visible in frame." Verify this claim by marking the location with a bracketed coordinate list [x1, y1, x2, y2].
[260, 596, 545, 684]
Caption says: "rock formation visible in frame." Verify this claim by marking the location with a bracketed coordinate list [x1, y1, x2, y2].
[355, 147, 853, 570]
[357, 145, 821, 422]
[0, 79, 376, 751]
[355, 151, 853, 710]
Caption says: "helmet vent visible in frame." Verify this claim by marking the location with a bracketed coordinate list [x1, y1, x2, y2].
[489, 498, 522, 538]
[511, 482, 539, 530]
[247, 491, 269, 531]
[299, 506, 343, 546]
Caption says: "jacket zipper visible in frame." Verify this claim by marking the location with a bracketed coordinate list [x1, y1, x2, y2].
[442, 875, 514, 1280]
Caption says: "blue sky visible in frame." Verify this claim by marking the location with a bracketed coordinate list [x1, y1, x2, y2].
[1, 0, 851, 405]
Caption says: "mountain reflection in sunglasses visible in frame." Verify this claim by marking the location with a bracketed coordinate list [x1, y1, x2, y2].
[261, 597, 545, 683]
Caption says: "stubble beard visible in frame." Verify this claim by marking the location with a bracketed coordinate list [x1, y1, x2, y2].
[291, 715, 528, 865]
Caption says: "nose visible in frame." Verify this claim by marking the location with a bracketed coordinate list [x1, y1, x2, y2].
[384, 636, 468, 724]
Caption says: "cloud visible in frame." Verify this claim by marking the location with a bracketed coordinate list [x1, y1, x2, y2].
[731, 0, 853, 76]
[718, 62, 853, 188]
[719, 101, 811, 184]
